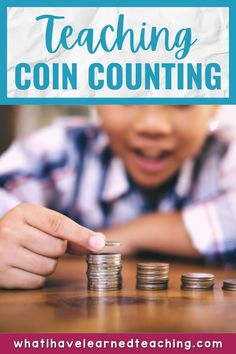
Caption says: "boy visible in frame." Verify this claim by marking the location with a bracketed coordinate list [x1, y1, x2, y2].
[0, 105, 236, 289]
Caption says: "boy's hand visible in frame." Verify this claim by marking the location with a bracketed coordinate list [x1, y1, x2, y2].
[0, 203, 106, 289]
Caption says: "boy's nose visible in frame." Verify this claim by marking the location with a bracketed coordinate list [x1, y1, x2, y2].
[133, 106, 173, 137]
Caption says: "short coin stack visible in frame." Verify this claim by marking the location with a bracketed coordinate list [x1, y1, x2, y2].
[136, 262, 169, 290]
[86, 241, 122, 291]
[181, 273, 215, 291]
[222, 279, 236, 292]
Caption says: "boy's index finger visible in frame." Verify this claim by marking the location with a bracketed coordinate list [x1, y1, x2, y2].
[22, 204, 106, 252]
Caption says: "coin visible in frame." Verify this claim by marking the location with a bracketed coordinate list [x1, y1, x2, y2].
[222, 279, 236, 291]
[87, 275, 122, 281]
[181, 272, 215, 291]
[137, 262, 169, 269]
[87, 272, 122, 277]
[137, 271, 169, 276]
[88, 285, 122, 291]
[105, 241, 122, 247]
[87, 253, 121, 259]
[181, 283, 214, 289]
[136, 262, 170, 291]
[87, 255, 121, 261]
[137, 277, 168, 284]
[137, 283, 168, 290]
[86, 248, 122, 291]
[182, 273, 214, 280]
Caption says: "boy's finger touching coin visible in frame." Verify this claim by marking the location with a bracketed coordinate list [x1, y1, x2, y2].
[21, 204, 106, 252]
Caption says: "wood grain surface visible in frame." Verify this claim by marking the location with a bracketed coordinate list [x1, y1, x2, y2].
[0, 257, 236, 333]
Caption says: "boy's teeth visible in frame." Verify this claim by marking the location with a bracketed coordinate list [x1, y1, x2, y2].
[137, 151, 162, 159]
[143, 154, 159, 160]
[135, 149, 171, 160]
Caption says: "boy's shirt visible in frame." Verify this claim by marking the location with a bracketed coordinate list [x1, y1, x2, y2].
[0, 117, 236, 266]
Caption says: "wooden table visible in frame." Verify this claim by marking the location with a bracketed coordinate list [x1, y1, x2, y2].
[0, 257, 236, 332]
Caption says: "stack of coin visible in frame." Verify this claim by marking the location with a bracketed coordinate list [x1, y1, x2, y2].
[181, 273, 215, 291]
[136, 262, 169, 290]
[222, 279, 236, 291]
[86, 241, 122, 291]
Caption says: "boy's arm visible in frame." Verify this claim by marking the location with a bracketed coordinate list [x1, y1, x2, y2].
[104, 212, 202, 258]
[105, 190, 236, 264]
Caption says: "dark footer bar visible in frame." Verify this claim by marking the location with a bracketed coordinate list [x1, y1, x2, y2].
[0, 333, 234, 354]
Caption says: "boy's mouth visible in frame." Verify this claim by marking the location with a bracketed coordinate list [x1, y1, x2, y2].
[130, 148, 173, 173]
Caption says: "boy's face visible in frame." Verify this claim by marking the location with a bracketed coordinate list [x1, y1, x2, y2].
[98, 105, 218, 189]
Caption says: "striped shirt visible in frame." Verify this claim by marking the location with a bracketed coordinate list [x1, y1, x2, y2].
[1, 107, 236, 266]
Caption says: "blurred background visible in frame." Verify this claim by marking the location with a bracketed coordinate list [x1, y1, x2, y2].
[1, 105, 235, 156]
[0, 106, 90, 154]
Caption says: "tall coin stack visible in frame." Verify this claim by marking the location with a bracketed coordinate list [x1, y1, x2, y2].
[86, 241, 122, 291]
[136, 262, 169, 290]
[181, 273, 215, 291]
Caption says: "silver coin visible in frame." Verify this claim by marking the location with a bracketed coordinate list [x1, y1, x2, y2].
[88, 286, 122, 291]
[181, 283, 214, 289]
[137, 262, 169, 269]
[87, 262, 121, 266]
[222, 279, 236, 291]
[88, 280, 122, 286]
[87, 253, 121, 258]
[88, 284, 121, 288]
[137, 269, 169, 275]
[87, 261, 121, 265]
[88, 272, 122, 276]
[222, 285, 236, 290]
[222, 279, 236, 286]
[137, 279, 169, 283]
[87, 262, 122, 267]
[137, 280, 168, 285]
[87, 265, 122, 270]
[181, 285, 214, 291]
[181, 277, 214, 284]
[88, 282, 122, 287]
[87, 273, 122, 278]
[87, 258, 122, 263]
[137, 275, 168, 281]
[182, 273, 215, 280]
[181, 284, 214, 289]
[88, 277, 122, 283]
[137, 284, 168, 290]
[87, 258, 121, 261]
[137, 271, 169, 276]
[87, 270, 122, 274]
[181, 279, 215, 283]
[105, 241, 122, 247]
[87, 256, 121, 260]
[88, 271, 121, 276]
[181, 280, 214, 285]
[87, 269, 121, 275]
[88, 280, 122, 285]
[88, 277, 122, 281]
[222, 286, 236, 291]
[87, 266, 121, 271]
[87, 263, 122, 266]
[88, 278, 122, 282]
[137, 274, 168, 279]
